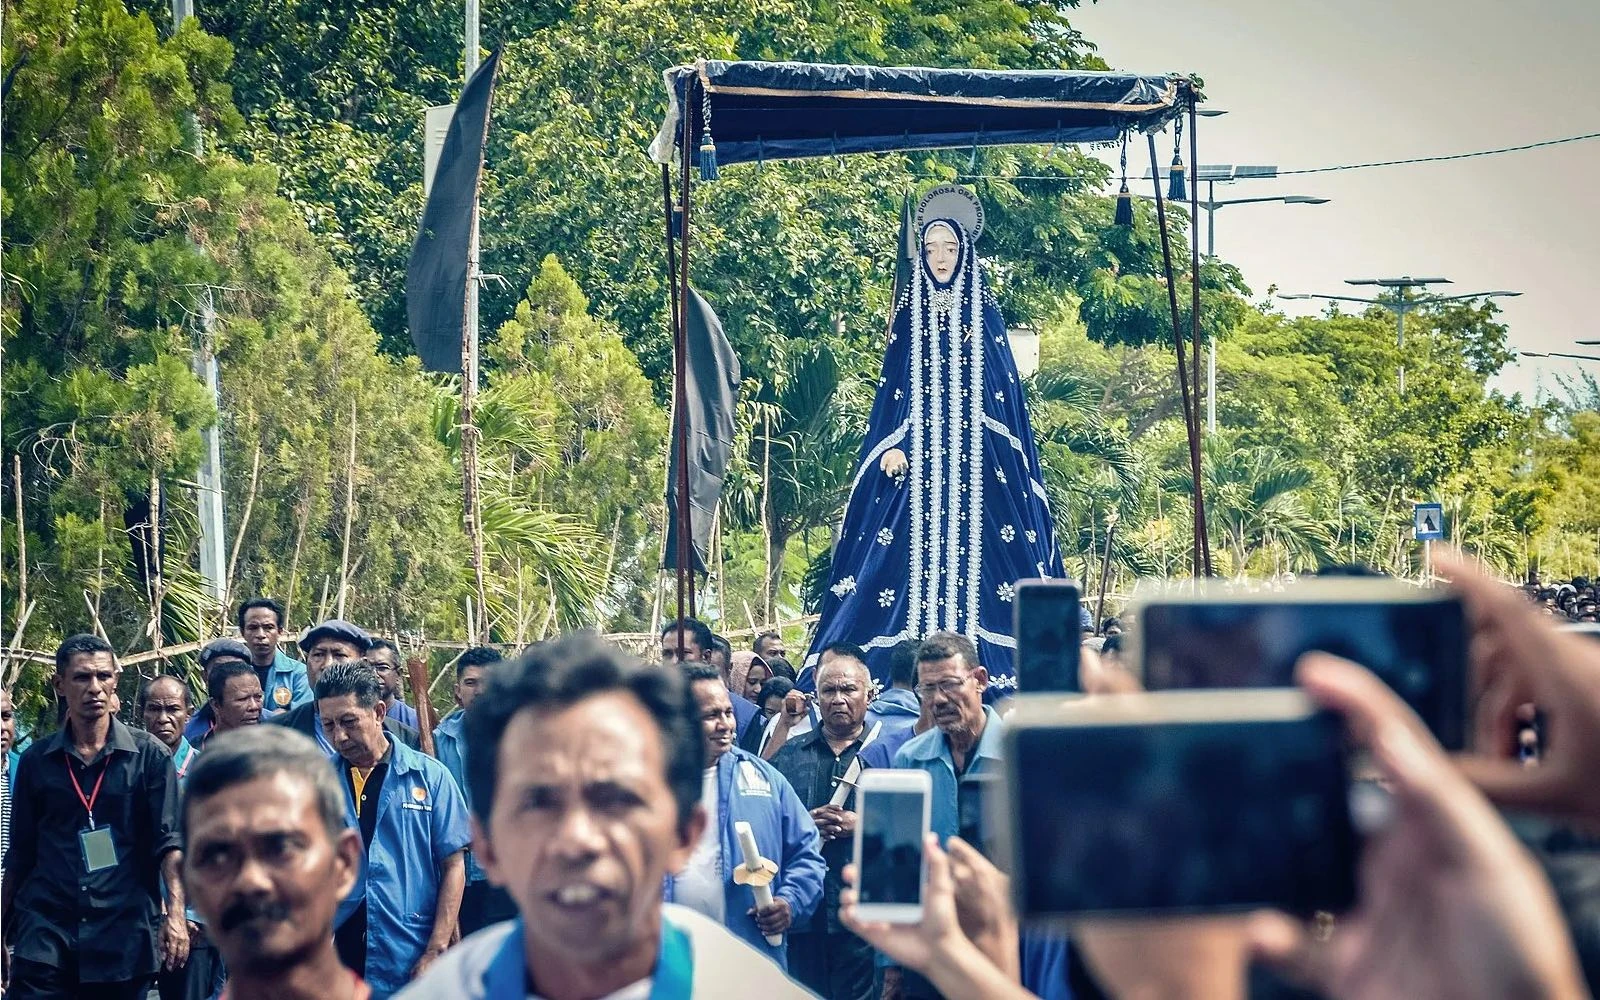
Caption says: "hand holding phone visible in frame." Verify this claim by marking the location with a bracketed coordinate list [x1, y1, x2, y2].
[1003, 688, 1359, 920]
[853, 769, 933, 923]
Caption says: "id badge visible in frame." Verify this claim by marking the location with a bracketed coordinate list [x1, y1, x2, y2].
[80, 825, 118, 872]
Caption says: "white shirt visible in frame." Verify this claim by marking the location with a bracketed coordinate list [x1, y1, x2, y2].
[394, 905, 818, 1000]
[533, 980, 651, 1000]
[672, 767, 725, 923]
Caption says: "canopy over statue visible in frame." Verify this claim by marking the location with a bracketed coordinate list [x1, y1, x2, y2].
[801, 185, 1063, 690]
[650, 59, 1213, 664]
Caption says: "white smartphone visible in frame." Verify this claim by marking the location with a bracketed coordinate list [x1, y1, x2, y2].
[852, 768, 932, 924]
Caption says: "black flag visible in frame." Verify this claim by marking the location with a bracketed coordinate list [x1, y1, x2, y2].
[892, 191, 914, 307]
[664, 288, 741, 572]
[407, 48, 501, 372]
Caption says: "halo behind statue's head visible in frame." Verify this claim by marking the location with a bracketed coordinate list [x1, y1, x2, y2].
[916, 184, 984, 244]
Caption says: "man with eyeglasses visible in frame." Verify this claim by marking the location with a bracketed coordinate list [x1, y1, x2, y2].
[365, 639, 420, 731]
[884, 631, 1073, 1000]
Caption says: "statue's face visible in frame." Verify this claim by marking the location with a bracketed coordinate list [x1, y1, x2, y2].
[924, 227, 959, 283]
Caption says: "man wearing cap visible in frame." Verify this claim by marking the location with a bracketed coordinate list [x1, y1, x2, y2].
[188, 641, 263, 753]
[319, 661, 468, 998]
[271, 620, 422, 753]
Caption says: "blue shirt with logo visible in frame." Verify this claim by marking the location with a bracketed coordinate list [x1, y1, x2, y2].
[333, 735, 472, 998]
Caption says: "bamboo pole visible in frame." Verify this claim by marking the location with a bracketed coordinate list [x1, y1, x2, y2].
[148, 474, 165, 658]
[762, 409, 773, 624]
[224, 441, 263, 611]
[3, 599, 38, 689]
[12, 455, 27, 628]
[284, 492, 310, 625]
[597, 508, 622, 631]
[336, 400, 358, 619]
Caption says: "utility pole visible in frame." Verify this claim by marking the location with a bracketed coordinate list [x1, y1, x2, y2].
[459, 0, 489, 641]
[172, 0, 227, 614]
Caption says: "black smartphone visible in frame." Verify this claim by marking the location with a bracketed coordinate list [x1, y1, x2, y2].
[1001, 690, 1359, 920]
[1133, 580, 1468, 750]
[1013, 580, 1084, 693]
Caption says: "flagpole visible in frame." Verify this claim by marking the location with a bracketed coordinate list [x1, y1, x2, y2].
[674, 81, 697, 647]
[460, 2, 489, 641]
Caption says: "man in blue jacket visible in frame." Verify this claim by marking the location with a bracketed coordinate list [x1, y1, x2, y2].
[667, 666, 825, 971]
[432, 645, 516, 936]
[184, 598, 310, 743]
[320, 661, 469, 998]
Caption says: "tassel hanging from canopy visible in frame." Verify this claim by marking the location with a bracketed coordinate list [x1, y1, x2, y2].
[1167, 119, 1187, 202]
[1114, 133, 1135, 227]
[698, 85, 719, 180]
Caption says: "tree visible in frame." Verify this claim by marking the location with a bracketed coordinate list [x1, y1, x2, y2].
[479, 254, 668, 630]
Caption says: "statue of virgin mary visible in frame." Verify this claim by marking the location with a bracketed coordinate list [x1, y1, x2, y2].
[803, 186, 1063, 691]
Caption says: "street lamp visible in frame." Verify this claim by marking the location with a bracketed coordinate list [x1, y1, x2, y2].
[1279, 277, 1522, 394]
[1142, 164, 1331, 432]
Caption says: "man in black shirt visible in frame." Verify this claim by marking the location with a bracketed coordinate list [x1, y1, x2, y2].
[770, 650, 878, 1000]
[3, 633, 188, 999]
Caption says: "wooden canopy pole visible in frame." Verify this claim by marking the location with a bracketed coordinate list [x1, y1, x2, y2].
[671, 80, 698, 658]
[1187, 102, 1213, 575]
[1147, 130, 1205, 578]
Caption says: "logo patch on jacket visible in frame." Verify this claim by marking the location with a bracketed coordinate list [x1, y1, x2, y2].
[736, 760, 772, 797]
[274, 686, 292, 707]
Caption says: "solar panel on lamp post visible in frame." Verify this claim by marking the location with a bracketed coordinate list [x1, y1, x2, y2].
[1280, 279, 1521, 395]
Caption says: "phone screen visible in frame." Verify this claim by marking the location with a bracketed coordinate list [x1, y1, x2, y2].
[1013, 582, 1084, 693]
[1011, 711, 1357, 918]
[857, 788, 927, 907]
[1140, 597, 1467, 749]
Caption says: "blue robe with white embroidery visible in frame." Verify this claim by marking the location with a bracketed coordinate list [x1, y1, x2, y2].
[803, 218, 1062, 693]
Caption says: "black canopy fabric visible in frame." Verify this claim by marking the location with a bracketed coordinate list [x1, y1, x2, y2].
[649, 60, 1194, 167]
[408, 48, 501, 373]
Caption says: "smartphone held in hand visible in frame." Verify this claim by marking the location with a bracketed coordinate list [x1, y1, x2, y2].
[853, 769, 933, 924]
[1131, 578, 1469, 749]
[1001, 689, 1359, 922]
[1013, 580, 1084, 694]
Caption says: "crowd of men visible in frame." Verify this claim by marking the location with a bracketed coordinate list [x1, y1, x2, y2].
[3, 550, 1600, 999]
[1526, 576, 1600, 623]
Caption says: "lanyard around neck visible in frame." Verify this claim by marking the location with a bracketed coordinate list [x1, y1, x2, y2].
[66, 757, 109, 826]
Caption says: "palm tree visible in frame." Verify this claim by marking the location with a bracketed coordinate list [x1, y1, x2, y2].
[431, 383, 605, 638]
[722, 344, 864, 617]
[1029, 363, 1156, 580]
[1164, 435, 1336, 575]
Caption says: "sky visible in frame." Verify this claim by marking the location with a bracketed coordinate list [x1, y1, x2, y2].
[1069, 0, 1600, 401]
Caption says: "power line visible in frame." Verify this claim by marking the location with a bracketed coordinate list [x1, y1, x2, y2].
[953, 128, 1600, 183]
[1279, 129, 1600, 175]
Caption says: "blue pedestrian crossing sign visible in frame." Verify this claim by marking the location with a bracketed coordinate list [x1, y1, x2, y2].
[1414, 502, 1444, 542]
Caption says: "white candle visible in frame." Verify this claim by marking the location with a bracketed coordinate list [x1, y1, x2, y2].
[734, 820, 782, 946]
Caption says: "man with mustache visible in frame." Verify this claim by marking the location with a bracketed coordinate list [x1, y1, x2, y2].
[4, 633, 188, 999]
[669, 666, 825, 972]
[182, 725, 366, 1000]
[396, 634, 814, 999]
[318, 661, 468, 998]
